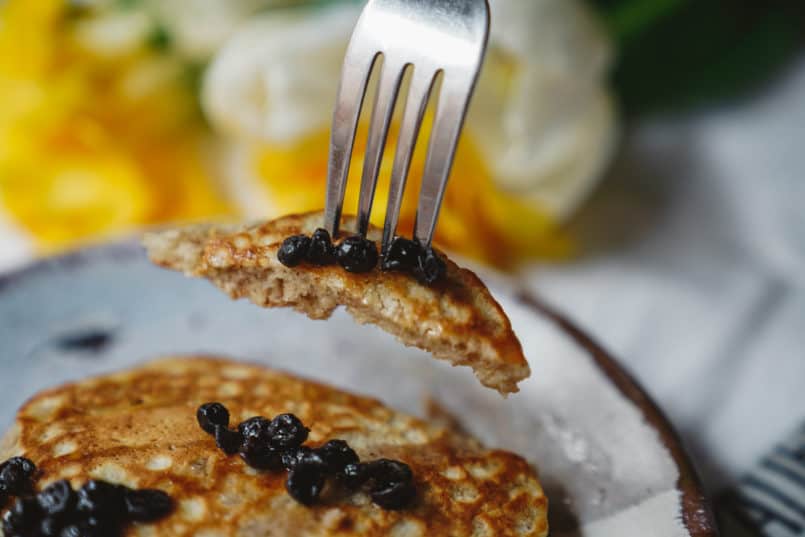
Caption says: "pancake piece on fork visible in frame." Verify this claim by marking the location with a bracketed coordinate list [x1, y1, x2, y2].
[143, 211, 530, 395]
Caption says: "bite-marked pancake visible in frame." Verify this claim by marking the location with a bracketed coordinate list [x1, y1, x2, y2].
[143, 211, 530, 394]
[0, 357, 548, 536]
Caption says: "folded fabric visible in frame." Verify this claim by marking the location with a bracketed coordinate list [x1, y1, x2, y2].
[719, 422, 805, 537]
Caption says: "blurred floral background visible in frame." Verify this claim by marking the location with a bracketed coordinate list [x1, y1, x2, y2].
[3, 0, 799, 271]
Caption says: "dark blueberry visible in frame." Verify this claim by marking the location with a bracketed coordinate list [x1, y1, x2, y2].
[278, 235, 312, 267]
[280, 446, 312, 471]
[281, 446, 327, 473]
[87, 516, 123, 537]
[413, 246, 446, 284]
[60, 523, 83, 537]
[370, 479, 416, 510]
[336, 236, 378, 273]
[237, 416, 282, 469]
[315, 440, 359, 475]
[285, 458, 327, 506]
[364, 459, 415, 510]
[76, 480, 127, 519]
[238, 416, 273, 444]
[196, 402, 230, 434]
[37, 479, 77, 518]
[2, 496, 41, 534]
[237, 416, 282, 468]
[338, 462, 369, 490]
[60, 523, 85, 537]
[267, 414, 309, 450]
[0, 456, 37, 495]
[306, 228, 337, 265]
[60, 517, 121, 537]
[40, 516, 63, 536]
[124, 488, 173, 522]
[365, 459, 416, 510]
[214, 425, 242, 455]
[239, 445, 283, 471]
[366, 458, 413, 485]
[381, 237, 421, 272]
[60, 523, 88, 537]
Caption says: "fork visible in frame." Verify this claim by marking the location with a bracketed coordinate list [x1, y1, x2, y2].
[322, 0, 490, 253]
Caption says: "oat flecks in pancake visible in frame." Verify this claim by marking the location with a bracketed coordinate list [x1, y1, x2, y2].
[142, 211, 530, 395]
[0, 357, 548, 537]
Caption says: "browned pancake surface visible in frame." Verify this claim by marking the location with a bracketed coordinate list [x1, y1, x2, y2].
[0, 357, 547, 537]
[143, 211, 530, 394]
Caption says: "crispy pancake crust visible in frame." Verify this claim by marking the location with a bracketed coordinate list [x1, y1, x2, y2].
[0, 357, 547, 537]
[143, 211, 530, 394]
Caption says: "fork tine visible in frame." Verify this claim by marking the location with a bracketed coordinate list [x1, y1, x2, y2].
[355, 58, 406, 237]
[381, 69, 438, 253]
[323, 50, 380, 237]
[413, 74, 475, 248]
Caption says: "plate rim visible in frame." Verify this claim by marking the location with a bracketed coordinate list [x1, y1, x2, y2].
[1, 241, 719, 535]
[519, 294, 720, 536]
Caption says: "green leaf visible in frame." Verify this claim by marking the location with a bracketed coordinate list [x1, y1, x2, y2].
[146, 23, 172, 51]
[603, 0, 689, 41]
[588, 0, 805, 115]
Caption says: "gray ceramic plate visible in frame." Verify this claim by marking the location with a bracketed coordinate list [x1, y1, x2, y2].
[0, 241, 718, 536]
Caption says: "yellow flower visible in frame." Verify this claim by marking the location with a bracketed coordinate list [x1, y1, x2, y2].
[0, 0, 230, 251]
[255, 116, 572, 269]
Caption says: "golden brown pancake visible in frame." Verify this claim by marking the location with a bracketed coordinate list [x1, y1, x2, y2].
[0, 357, 548, 536]
[142, 211, 530, 395]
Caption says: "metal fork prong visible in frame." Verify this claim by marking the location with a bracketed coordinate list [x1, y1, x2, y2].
[326, 0, 490, 244]
[356, 58, 406, 237]
[380, 69, 438, 253]
[413, 76, 475, 247]
[323, 51, 380, 237]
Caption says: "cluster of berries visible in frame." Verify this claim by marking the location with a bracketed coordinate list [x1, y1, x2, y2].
[278, 228, 446, 284]
[0, 457, 172, 537]
[197, 402, 416, 509]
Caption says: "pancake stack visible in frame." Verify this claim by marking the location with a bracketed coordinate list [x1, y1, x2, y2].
[0, 357, 548, 536]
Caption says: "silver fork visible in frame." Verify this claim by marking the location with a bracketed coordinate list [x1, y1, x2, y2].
[323, 0, 490, 253]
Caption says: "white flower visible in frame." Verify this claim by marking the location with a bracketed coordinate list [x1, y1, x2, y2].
[144, 0, 294, 60]
[203, 0, 618, 221]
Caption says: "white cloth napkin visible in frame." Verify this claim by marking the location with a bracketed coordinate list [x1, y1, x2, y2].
[524, 53, 805, 507]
